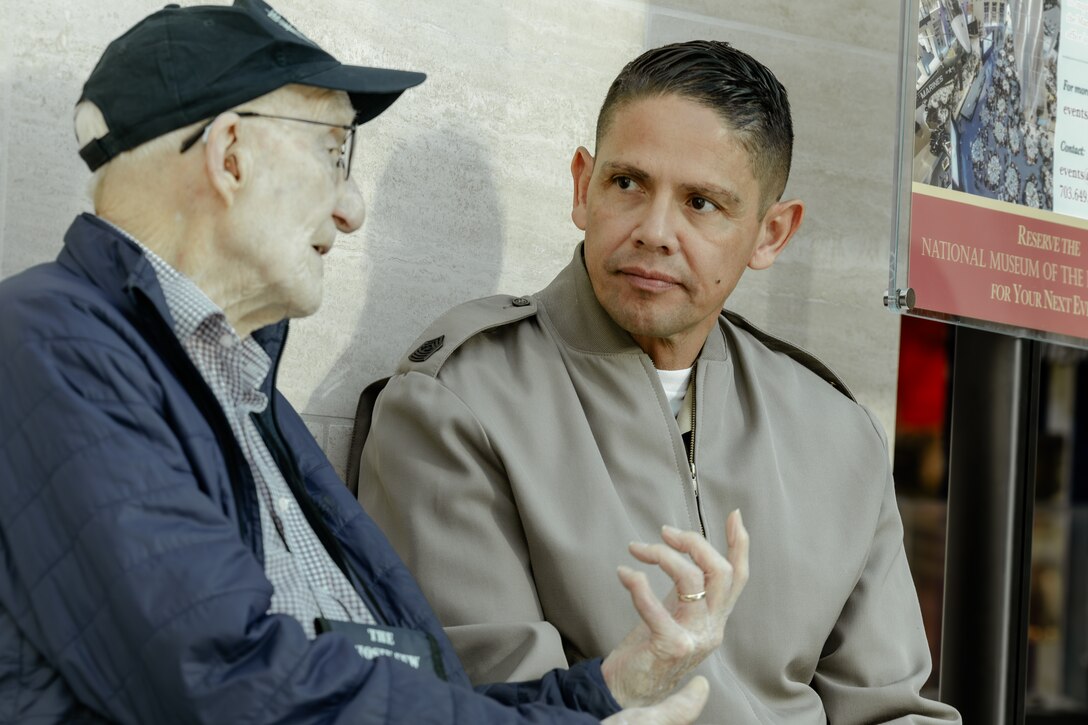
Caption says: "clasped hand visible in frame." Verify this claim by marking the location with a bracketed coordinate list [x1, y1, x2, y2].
[600, 510, 749, 724]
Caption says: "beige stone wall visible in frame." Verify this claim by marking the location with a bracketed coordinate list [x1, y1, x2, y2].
[0, 0, 905, 480]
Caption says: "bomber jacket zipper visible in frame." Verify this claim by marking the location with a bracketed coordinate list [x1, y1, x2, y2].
[688, 365, 707, 537]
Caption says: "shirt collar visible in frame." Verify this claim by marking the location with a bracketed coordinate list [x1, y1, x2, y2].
[95, 217, 234, 342]
[95, 216, 271, 391]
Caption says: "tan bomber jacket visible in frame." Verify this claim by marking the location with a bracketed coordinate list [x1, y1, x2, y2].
[359, 245, 960, 724]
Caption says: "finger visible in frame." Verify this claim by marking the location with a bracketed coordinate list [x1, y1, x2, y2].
[651, 675, 710, 725]
[660, 525, 732, 609]
[616, 565, 683, 638]
[723, 510, 750, 610]
[627, 540, 704, 601]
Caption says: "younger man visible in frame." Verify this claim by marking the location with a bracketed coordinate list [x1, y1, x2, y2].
[361, 40, 961, 723]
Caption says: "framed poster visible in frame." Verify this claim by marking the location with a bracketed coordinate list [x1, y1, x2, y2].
[892, 0, 1088, 347]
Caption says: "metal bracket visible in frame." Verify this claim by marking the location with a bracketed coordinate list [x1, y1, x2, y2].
[883, 287, 916, 311]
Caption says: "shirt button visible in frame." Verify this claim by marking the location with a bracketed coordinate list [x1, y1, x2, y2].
[276, 496, 292, 514]
[219, 333, 236, 348]
[511, 296, 530, 307]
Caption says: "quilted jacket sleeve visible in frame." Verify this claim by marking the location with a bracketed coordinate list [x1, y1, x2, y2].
[0, 312, 611, 723]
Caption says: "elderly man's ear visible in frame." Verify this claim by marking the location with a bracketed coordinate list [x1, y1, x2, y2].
[203, 112, 244, 206]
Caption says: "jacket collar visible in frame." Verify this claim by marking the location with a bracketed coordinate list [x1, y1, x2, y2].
[59, 213, 167, 318]
[57, 213, 290, 364]
[534, 242, 728, 363]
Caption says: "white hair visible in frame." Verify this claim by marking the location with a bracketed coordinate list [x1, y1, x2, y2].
[74, 101, 194, 208]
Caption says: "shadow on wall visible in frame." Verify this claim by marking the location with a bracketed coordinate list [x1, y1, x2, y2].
[304, 125, 506, 415]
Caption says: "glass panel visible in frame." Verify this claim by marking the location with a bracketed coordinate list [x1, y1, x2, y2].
[892, 0, 1088, 351]
[1025, 345, 1088, 719]
[895, 315, 954, 696]
[895, 323, 1088, 716]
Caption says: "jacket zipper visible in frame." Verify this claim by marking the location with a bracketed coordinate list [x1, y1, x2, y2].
[131, 288, 258, 550]
[688, 364, 706, 538]
[260, 325, 391, 626]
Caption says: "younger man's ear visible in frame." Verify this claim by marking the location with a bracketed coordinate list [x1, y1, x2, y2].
[203, 112, 244, 207]
[570, 146, 595, 231]
[748, 198, 804, 271]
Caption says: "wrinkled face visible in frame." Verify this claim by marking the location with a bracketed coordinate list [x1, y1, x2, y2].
[573, 93, 787, 367]
[225, 90, 364, 320]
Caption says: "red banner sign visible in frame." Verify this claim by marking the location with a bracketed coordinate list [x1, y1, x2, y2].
[909, 183, 1088, 339]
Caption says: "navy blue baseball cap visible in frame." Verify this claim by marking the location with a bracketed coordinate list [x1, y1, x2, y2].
[78, 0, 426, 171]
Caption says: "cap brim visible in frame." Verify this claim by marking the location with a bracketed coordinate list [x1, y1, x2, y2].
[301, 64, 426, 124]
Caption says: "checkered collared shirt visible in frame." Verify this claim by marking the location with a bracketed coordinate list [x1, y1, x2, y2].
[111, 221, 375, 637]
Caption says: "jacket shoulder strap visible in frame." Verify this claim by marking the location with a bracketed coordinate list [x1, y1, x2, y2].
[397, 295, 538, 377]
[721, 309, 856, 401]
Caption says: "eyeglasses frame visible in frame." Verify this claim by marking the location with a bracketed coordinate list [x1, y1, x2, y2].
[178, 111, 357, 180]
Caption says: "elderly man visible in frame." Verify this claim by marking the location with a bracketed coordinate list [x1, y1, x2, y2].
[360, 41, 962, 723]
[0, 3, 748, 723]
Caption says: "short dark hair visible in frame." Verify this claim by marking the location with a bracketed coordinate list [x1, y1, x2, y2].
[595, 40, 793, 213]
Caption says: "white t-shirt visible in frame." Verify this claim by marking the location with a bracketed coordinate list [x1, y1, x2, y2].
[656, 366, 694, 418]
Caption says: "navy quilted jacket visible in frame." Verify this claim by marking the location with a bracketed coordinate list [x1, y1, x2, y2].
[0, 214, 620, 724]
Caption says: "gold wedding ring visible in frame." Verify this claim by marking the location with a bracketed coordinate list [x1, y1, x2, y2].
[678, 590, 707, 602]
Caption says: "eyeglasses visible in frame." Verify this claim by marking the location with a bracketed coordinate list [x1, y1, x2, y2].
[179, 111, 357, 180]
